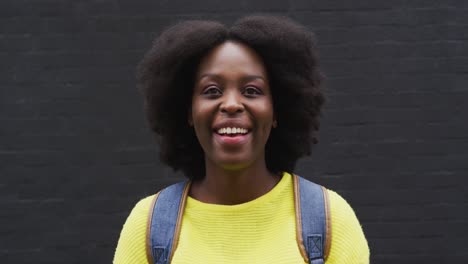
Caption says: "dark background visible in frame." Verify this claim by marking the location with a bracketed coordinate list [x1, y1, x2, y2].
[1, 0, 467, 263]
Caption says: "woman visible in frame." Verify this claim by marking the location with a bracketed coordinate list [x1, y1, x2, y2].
[114, 15, 369, 263]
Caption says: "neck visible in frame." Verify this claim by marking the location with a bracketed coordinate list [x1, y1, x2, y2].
[190, 159, 281, 205]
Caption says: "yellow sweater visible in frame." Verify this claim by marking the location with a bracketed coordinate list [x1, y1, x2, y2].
[114, 173, 369, 263]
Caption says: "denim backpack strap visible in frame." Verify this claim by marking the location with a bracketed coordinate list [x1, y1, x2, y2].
[293, 175, 331, 264]
[146, 181, 190, 264]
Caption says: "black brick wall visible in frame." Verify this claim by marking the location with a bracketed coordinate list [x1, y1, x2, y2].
[1, 1, 467, 263]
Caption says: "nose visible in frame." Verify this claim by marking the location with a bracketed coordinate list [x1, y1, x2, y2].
[220, 90, 244, 114]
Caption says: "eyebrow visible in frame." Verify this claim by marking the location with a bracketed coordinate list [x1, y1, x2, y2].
[197, 73, 267, 83]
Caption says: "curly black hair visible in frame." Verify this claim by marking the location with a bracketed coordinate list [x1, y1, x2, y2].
[137, 15, 325, 181]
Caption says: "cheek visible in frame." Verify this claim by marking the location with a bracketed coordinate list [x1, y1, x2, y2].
[253, 102, 275, 138]
[191, 101, 214, 137]
[257, 101, 275, 125]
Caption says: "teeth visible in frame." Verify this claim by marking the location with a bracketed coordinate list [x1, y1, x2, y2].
[217, 127, 248, 135]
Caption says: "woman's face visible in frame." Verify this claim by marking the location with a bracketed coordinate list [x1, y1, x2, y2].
[191, 41, 275, 171]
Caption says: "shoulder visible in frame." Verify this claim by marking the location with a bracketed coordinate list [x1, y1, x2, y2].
[113, 195, 156, 264]
[127, 195, 156, 219]
[326, 189, 361, 223]
[325, 189, 370, 264]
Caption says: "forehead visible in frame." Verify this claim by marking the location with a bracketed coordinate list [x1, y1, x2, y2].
[196, 41, 268, 79]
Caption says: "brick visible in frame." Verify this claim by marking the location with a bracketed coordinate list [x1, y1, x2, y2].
[292, 8, 450, 28]
[0, 17, 45, 34]
[326, 91, 468, 109]
[115, 0, 289, 15]
[0, 1, 23, 17]
[42, 17, 90, 33]
[357, 203, 468, 223]
[0, 35, 33, 52]
[290, 0, 403, 11]
[315, 24, 451, 46]
[321, 41, 461, 60]
[88, 0, 120, 16]
[450, 8, 468, 24]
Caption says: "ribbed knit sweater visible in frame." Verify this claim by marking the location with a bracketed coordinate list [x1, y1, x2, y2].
[114, 173, 369, 263]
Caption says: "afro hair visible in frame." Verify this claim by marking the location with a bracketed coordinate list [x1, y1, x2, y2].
[137, 15, 325, 180]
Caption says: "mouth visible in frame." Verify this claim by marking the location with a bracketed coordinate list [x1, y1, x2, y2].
[213, 126, 251, 145]
[214, 127, 250, 136]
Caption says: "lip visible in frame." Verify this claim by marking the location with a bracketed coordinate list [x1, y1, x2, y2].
[213, 132, 251, 146]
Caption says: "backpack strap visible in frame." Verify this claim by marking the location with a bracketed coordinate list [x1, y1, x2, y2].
[146, 181, 190, 264]
[293, 174, 331, 264]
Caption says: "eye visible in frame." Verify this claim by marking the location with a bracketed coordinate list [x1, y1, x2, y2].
[243, 86, 263, 97]
[202, 86, 222, 96]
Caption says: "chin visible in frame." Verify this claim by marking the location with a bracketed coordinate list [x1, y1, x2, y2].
[221, 163, 251, 171]
[213, 156, 253, 171]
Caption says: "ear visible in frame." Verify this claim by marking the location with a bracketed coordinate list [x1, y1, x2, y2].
[272, 114, 277, 128]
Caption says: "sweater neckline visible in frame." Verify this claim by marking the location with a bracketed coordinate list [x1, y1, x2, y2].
[185, 172, 291, 212]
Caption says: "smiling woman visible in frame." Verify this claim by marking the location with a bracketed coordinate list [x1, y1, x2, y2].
[114, 15, 369, 264]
